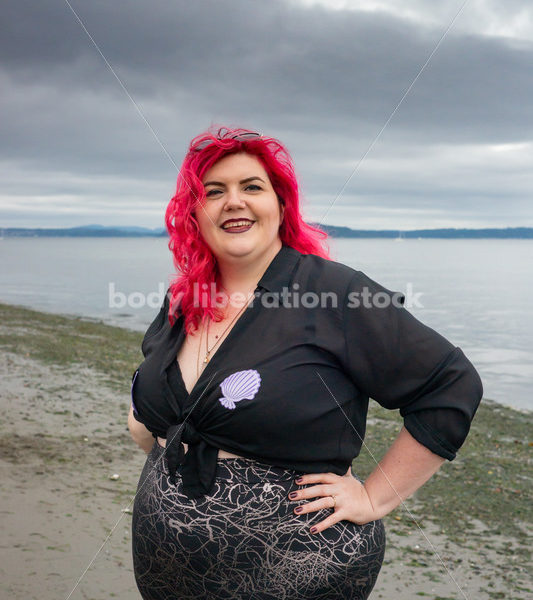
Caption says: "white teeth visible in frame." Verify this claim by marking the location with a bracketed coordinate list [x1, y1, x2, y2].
[222, 220, 254, 229]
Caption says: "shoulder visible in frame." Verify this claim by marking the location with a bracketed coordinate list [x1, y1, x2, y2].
[140, 287, 173, 355]
[295, 253, 361, 294]
[295, 253, 405, 307]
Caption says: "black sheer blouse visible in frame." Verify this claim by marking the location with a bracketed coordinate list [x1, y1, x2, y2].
[131, 245, 483, 499]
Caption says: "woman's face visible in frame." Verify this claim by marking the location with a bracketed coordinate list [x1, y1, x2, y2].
[196, 152, 284, 266]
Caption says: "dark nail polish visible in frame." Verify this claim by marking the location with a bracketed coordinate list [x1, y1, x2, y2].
[310, 526, 317, 533]
[294, 506, 303, 513]
[289, 492, 297, 499]
[295, 477, 303, 483]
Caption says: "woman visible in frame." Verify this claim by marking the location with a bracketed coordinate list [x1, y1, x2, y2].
[128, 126, 483, 599]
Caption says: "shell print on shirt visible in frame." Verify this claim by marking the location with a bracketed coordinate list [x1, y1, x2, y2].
[131, 244, 484, 500]
[218, 369, 262, 410]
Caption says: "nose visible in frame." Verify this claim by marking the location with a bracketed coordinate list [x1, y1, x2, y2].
[223, 186, 246, 210]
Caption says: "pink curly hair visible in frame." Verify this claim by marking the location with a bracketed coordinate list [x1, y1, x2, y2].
[164, 125, 331, 334]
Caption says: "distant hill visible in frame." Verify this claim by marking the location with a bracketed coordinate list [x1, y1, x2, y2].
[1, 225, 532, 239]
[1, 225, 167, 238]
[310, 225, 533, 239]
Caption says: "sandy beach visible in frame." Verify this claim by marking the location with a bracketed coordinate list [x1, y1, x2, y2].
[0, 301, 531, 599]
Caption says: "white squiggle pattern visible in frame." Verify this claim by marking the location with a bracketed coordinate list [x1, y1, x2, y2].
[132, 443, 386, 600]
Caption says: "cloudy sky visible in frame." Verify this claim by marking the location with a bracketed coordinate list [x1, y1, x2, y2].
[2, 0, 532, 230]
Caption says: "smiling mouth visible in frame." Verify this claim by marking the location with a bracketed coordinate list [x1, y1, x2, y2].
[221, 220, 255, 233]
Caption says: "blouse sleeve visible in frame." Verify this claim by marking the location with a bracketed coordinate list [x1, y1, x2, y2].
[340, 270, 483, 460]
[130, 288, 171, 432]
[140, 288, 171, 356]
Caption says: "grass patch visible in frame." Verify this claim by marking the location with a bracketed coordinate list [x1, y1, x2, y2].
[0, 302, 144, 391]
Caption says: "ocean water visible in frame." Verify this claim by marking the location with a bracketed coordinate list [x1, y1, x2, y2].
[0, 237, 531, 411]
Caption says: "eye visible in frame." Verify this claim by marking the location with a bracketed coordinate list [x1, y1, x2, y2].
[204, 184, 262, 197]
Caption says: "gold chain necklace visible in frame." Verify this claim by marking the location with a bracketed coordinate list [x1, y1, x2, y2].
[196, 289, 256, 377]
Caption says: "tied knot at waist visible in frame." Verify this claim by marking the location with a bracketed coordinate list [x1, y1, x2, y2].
[168, 421, 202, 445]
[164, 421, 218, 499]
[165, 421, 201, 475]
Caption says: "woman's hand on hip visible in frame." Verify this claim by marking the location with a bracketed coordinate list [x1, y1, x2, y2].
[288, 466, 381, 534]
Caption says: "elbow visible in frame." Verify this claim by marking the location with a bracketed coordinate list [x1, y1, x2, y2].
[464, 353, 484, 414]
[401, 351, 485, 461]
[446, 352, 485, 445]
[450, 347, 484, 416]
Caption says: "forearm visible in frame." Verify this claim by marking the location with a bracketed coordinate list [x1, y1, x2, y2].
[363, 425, 446, 519]
[134, 433, 155, 454]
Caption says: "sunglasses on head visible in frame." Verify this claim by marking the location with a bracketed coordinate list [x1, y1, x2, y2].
[193, 131, 262, 152]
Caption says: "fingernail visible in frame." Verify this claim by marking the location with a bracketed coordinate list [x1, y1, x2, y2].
[310, 526, 317, 533]
[289, 492, 297, 499]
[295, 477, 303, 483]
[294, 506, 303, 513]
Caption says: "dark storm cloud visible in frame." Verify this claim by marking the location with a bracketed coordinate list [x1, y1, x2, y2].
[1, 0, 532, 228]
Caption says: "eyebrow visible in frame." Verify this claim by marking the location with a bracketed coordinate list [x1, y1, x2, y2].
[203, 176, 266, 187]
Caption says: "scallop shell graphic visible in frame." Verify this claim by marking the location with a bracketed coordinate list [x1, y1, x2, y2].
[218, 369, 261, 410]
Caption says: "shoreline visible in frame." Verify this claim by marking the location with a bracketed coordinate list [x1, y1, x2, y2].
[0, 301, 531, 599]
[1, 290, 531, 414]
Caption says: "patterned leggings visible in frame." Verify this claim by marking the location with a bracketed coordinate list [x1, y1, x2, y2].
[132, 441, 386, 600]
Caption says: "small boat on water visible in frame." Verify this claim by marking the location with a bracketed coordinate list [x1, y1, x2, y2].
[394, 230, 405, 242]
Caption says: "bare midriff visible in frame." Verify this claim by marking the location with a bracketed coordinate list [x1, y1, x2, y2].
[156, 437, 243, 458]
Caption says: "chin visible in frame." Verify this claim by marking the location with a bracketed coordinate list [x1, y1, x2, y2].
[211, 239, 256, 259]
[224, 244, 258, 259]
